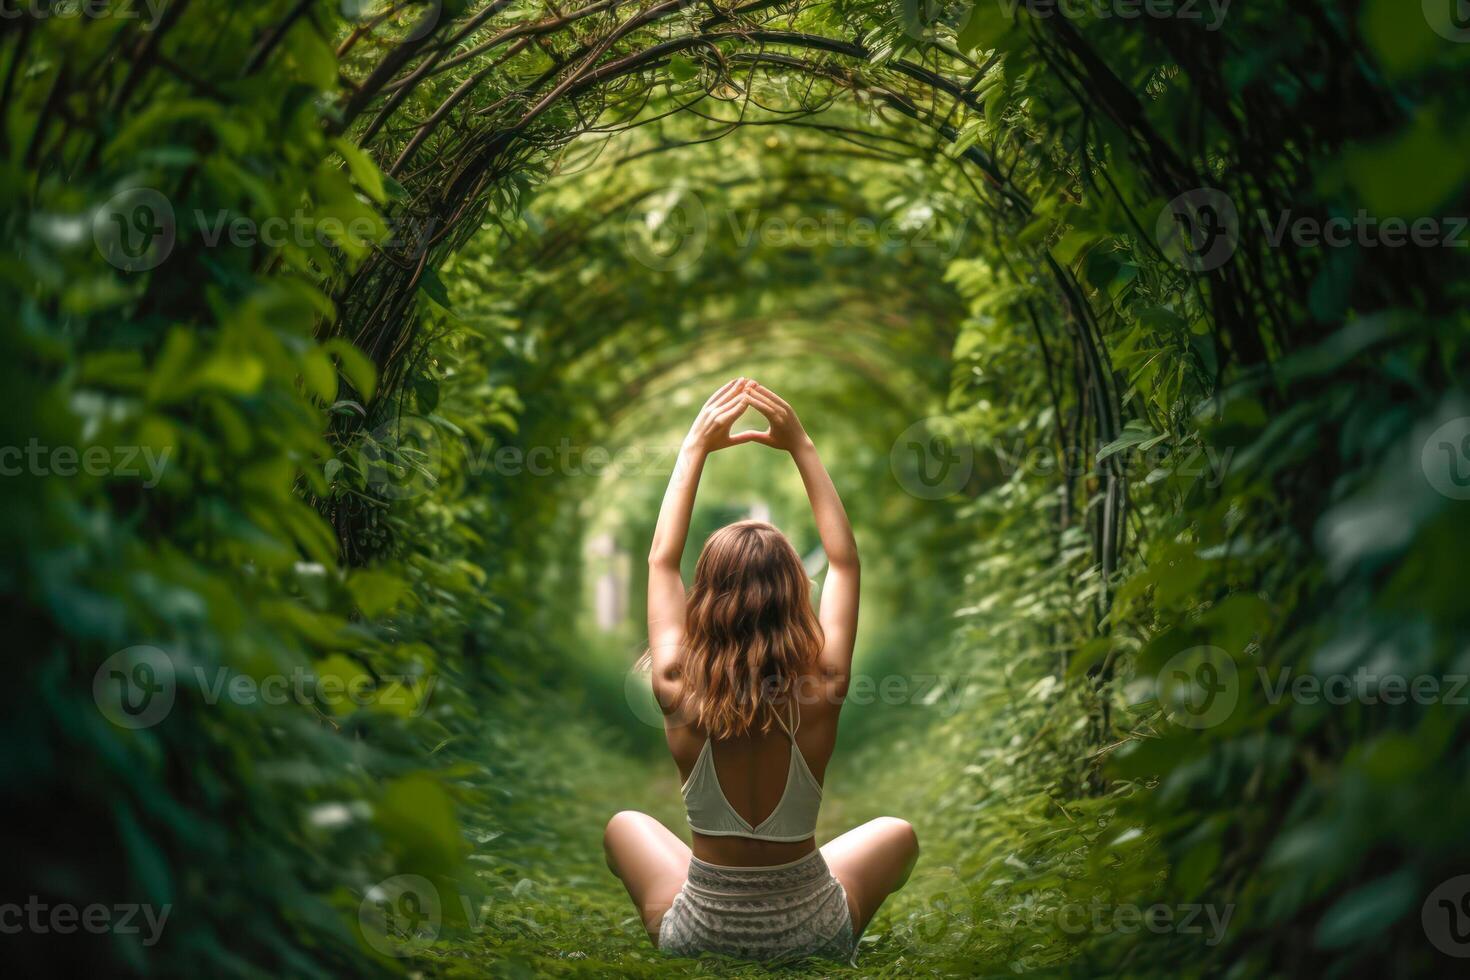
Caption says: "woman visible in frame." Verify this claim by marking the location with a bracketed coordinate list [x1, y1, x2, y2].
[604, 378, 919, 964]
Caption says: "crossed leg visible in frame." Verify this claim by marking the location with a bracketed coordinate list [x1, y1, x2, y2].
[603, 810, 691, 944]
[820, 816, 921, 936]
[604, 811, 918, 947]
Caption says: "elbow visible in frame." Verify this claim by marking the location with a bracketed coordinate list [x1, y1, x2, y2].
[831, 531, 860, 573]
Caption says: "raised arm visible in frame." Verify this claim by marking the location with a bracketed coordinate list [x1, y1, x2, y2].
[647, 379, 756, 702]
[742, 384, 860, 688]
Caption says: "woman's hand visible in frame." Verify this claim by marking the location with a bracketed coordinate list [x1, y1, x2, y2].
[682, 378, 756, 455]
[738, 382, 810, 453]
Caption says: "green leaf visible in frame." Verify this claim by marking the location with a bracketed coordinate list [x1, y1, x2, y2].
[985, 84, 1007, 128]
[1173, 838, 1221, 897]
[958, 3, 1010, 54]
[1015, 217, 1052, 248]
[1314, 868, 1418, 948]
[314, 654, 372, 718]
[332, 137, 389, 204]
[1200, 593, 1272, 654]
[1359, 0, 1443, 78]
[192, 354, 265, 396]
[413, 376, 440, 413]
[947, 120, 982, 158]
[381, 174, 408, 201]
[1082, 248, 1119, 287]
[116, 805, 174, 906]
[1053, 229, 1099, 268]
[284, 21, 339, 90]
[1136, 305, 1188, 333]
[348, 568, 410, 618]
[1098, 419, 1159, 460]
[322, 339, 377, 402]
[301, 346, 337, 402]
[1343, 113, 1470, 217]
[377, 775, 465, 876]
[418, 267, 452, 310]
[309, 166, 388, 261]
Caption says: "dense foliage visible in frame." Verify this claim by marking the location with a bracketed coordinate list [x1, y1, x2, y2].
[5, 0, 1468, 976]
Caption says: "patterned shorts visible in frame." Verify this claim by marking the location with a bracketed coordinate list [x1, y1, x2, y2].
[657, 850, 857, 964]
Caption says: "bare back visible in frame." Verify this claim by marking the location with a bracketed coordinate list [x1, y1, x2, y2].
[664, 683, 841, 866]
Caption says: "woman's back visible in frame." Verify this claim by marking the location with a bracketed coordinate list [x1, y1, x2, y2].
[667, 689, 840, 867]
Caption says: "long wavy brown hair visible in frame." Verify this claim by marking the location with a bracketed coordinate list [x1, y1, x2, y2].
[679, 520, 824, 739]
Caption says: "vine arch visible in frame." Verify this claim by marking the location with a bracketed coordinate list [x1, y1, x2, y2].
[11, 2, 1461, 974]
[326, 0, 1134, 638]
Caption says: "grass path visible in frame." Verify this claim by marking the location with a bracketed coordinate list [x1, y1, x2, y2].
[423, 697, 857, 978]
[404, 690, 1096, 979]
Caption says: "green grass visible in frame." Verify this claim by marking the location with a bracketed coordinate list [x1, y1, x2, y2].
[397, 684, 1126, 979]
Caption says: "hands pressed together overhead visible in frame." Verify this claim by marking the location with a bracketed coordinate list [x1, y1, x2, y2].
[684, 378, 810, 455]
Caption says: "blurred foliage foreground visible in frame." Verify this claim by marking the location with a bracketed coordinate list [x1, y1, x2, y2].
[5, 1, 1470, 977]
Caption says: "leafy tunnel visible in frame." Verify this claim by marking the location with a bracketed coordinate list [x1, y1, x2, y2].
[6, 1, 1469, 978]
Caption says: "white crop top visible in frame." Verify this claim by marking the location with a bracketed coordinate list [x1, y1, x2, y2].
[680, 702, 822, 843]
